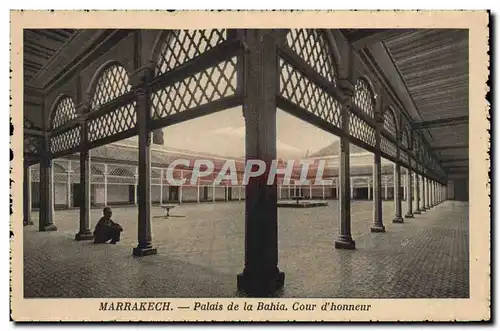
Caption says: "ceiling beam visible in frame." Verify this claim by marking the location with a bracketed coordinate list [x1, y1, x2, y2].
[432, 144, 468, 151]
[413, 115, 468, 130]
[440, 157, 469, 163]
[349, 29, 413, 50]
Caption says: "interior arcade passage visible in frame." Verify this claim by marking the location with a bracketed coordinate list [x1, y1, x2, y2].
[23, 28, 469, 297]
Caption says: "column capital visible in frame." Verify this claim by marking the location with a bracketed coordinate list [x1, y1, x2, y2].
[130, 64, 155, 90]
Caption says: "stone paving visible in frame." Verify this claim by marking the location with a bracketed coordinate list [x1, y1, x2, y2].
[23, 200, 469, 298]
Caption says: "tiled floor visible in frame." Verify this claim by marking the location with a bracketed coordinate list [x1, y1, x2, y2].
[23, 200, 469, 298]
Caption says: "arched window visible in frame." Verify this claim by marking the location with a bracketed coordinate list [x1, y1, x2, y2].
[156, 29, 227, 76]
[90, 64, 131, 111]
[352, 78, 375, 118]
[285, 29, 336, 85]
[51, 96, 77, 129]
[383, 108, 398, 137]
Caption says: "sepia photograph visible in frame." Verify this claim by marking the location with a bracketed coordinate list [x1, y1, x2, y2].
[10, 10, 490, 322]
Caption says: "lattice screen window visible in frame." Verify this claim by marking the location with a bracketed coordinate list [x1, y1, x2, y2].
[156, 29, 227, 76]
[279, 58, 342, 128]
[401, 127, 409, 148]
[90, 64, 131, 111]
[31, 164, 40, 183]
[151, 168, 162, 185]
[383, 108, 397, 137]
[348, 112, 376, 147]
[50, 126, 81, 154]
[352, 79, 375, 118]
[91, 164, 105, 184]
[285, 29, 336, 85]
[400, 151, 409, 165]
[53, 162, 68, 183]
[381, 135, 397, 158]
[88, 101, 137, 142]
[52, 96, 77, 129]
[151, 57, 237, 119]
[108, 167, 136, 185]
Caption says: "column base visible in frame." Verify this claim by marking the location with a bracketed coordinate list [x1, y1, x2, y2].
[237, 267, 285, 297]
[414, 210, 421, 214]
[23, 219, 34, 226]
[392, 216, 404, 223]
[75, 231, 93, 241]
[133, 246, 158, 257]
[404, 213, 414, 218]
[40, 224, 57, 232]
[334, 236, 356, 250]
[370, 224, 386, 233]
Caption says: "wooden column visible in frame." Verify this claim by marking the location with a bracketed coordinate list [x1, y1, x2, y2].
[66, 160, 72, 208]
[75, 146, 93, 240]
[132, 67, 157, 257]
[403, 174, 407, 201]
[350, 177, 354, 200]
[414, 171, 421, 214]
[23, 162, 34, 225]
[334, 76, 356, 249]
[367, 178, 371, 200]
[160, 168, 164, 204]
[39, 133, 57, 232]
[371, 112, 385, 232]
[133, 167, 138, 206]
[237, 30, 284, 296]
[393, 162, 403, 223]
[405, 159, 414, 218]
[421, 174, 427, 211]
[103, 163, 108, 206]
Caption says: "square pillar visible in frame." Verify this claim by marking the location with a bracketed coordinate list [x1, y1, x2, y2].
[237, 30, 284, 296]
[334, 135, 356, 249]
[75, 148, 93, 240]
[133, 167, 138, 206]
[132, 69, 157, 257]
[23, 162, 34, 225]
[367, 179, 371, 200]
[420, 173, 426, 212]
[405, 160, 414, 218]
[66, 160, 72, 209]
[103, 163, 108, 207]
[393, 162, 403, 223]
[384, 177, 388, 201]
[160, 168, 164, 204]
[39, 134, 57, 232]
[371, 113, 385, 233]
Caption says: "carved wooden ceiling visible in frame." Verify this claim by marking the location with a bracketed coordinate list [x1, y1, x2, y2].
[23, 29, 77, 83]
[343, 29, 469, 176]
[384, 29, 469, 175]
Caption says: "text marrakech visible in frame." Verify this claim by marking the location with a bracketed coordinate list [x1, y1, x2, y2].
[99, 301, 171, 311]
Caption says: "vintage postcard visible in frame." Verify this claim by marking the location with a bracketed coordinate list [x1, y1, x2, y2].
[10, 10, 490, 322]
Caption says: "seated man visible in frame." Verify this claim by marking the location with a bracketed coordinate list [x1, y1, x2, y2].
[93, 207, 123, 244]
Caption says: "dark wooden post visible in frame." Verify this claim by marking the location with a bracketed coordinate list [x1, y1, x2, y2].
[75, 118, 93, 240]
[132, 66, 157, 257]
[39, 133, 57, 232]
[371, 110, 385, 232]
[237, 30, 284, 296]
[23, 161, 34, 225]
[414, 160, 422, 214]
[405, 158, 414, 218]
[335, 80, 355, 249]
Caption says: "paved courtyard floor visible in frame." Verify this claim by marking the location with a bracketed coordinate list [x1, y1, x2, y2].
[23, 200, 469, 298]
